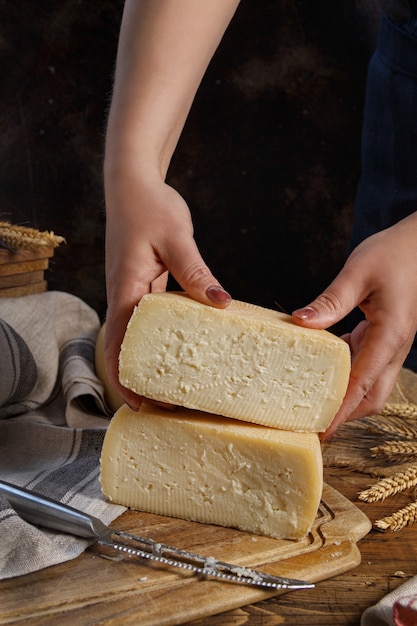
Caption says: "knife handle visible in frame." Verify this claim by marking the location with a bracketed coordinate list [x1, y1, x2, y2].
[0, 481, 315, 591]
[0, 480, 104, 540]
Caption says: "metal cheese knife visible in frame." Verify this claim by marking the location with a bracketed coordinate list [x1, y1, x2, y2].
[0, 479, 314, 591]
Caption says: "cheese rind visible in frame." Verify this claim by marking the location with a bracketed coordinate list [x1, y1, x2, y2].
[119, 292, 350, 432]
[95, 323, 124, 413]
[100, 403, 323, 540]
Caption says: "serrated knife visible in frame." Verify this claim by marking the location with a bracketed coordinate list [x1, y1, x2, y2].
[0, 479, 314, 591]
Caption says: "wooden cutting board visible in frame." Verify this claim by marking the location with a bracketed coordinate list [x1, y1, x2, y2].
[0, 484, 371, 626]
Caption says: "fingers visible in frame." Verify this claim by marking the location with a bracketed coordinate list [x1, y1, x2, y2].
[322, 357, 401, 441]
[104, 204, 232, 409]
[150, 271, 169, 294]
[292, 266, 363, 330]
[161, 235, 231, 307]
[103, 303, 143, 410]
[320, 310, 415, 439]
[292, 243, 417, 436]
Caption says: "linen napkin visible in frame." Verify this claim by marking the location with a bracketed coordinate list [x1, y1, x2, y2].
[362, 575, 417, 626]
[0, 291, 125, 580]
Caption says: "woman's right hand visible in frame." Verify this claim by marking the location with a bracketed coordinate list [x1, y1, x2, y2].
[104, 174, 231, 410]
[103, 0, 239, 408]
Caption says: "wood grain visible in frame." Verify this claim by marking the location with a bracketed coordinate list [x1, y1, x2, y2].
[186, 467, 417, 625]
[0, 246, 52, 296]
[0, 247, 54, 265]
[0, 483, 370, 626]
[0, 281, 47, 298]
[0, 259, 49, 277]
[0, 270, 44, 288]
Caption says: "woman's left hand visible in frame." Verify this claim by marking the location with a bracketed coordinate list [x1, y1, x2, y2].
[292, 212, 417, 439]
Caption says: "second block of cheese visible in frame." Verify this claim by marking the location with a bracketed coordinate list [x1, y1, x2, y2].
[100, 403, 323, 540]
[119, 292, 350, 432]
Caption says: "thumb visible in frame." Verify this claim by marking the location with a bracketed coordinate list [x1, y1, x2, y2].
[291, 270, 362, 330]
[165, 237, 232, 308]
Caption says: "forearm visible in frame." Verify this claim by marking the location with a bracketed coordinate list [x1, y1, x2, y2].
[105, 0, 240, 185]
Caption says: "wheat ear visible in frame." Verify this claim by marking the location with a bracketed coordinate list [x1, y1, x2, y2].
[0, 221, 65, 251]
[379, 403, 417, 420]
[371, 440, 417, 461]
[374, 501, 417, 532]
[358, 464, 417, 502]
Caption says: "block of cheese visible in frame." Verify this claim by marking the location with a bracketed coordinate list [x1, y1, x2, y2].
[119, 292, 350, 432]
[100, 403, 323, 540]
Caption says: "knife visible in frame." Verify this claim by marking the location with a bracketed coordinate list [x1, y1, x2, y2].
[0, 479, 314, 591]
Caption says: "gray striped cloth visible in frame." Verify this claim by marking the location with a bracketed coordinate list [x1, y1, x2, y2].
[0, 291, 125, 580]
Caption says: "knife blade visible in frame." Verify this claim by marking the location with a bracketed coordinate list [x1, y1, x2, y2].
[0, 479, 314, 591]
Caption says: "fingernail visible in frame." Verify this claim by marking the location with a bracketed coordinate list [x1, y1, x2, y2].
[206, 285, 232, 304]
[292, 306, 318, 320]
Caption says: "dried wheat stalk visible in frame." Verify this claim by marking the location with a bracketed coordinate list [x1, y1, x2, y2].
[380, 403, 417, 420]
[374, 501, 417, 532]
[0, 221, 65, 252]
[331, 400, 417, 530]
[358, 415, 417, 440]
[371, 440, 417, 461]
[358, 464, 417, 502]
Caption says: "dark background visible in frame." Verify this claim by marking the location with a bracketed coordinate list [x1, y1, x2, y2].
[0, 0, 381, 322]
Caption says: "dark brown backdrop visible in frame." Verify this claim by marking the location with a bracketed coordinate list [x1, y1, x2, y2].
[0, 1, 381, 320]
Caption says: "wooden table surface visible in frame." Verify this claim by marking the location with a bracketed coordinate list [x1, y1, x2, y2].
[186, 465, 417, 625]
[2, 465, 416, 625]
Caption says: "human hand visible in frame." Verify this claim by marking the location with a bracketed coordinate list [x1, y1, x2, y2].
[104, 177, 231, 410]
[292, 212, 417, 439]
[102, 0, 240, 410]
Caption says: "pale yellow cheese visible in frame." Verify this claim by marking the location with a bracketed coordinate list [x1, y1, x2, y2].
[100, 403, 323, 540]
[95, 323, 124, 413]
[119, 292, 350, 432]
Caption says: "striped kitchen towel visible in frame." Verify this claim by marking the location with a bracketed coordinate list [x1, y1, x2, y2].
[0, 291, 125, 580]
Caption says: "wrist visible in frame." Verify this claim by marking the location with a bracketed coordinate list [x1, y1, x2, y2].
[105, 96, 181, 183]
[104, 160, 160, 221]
